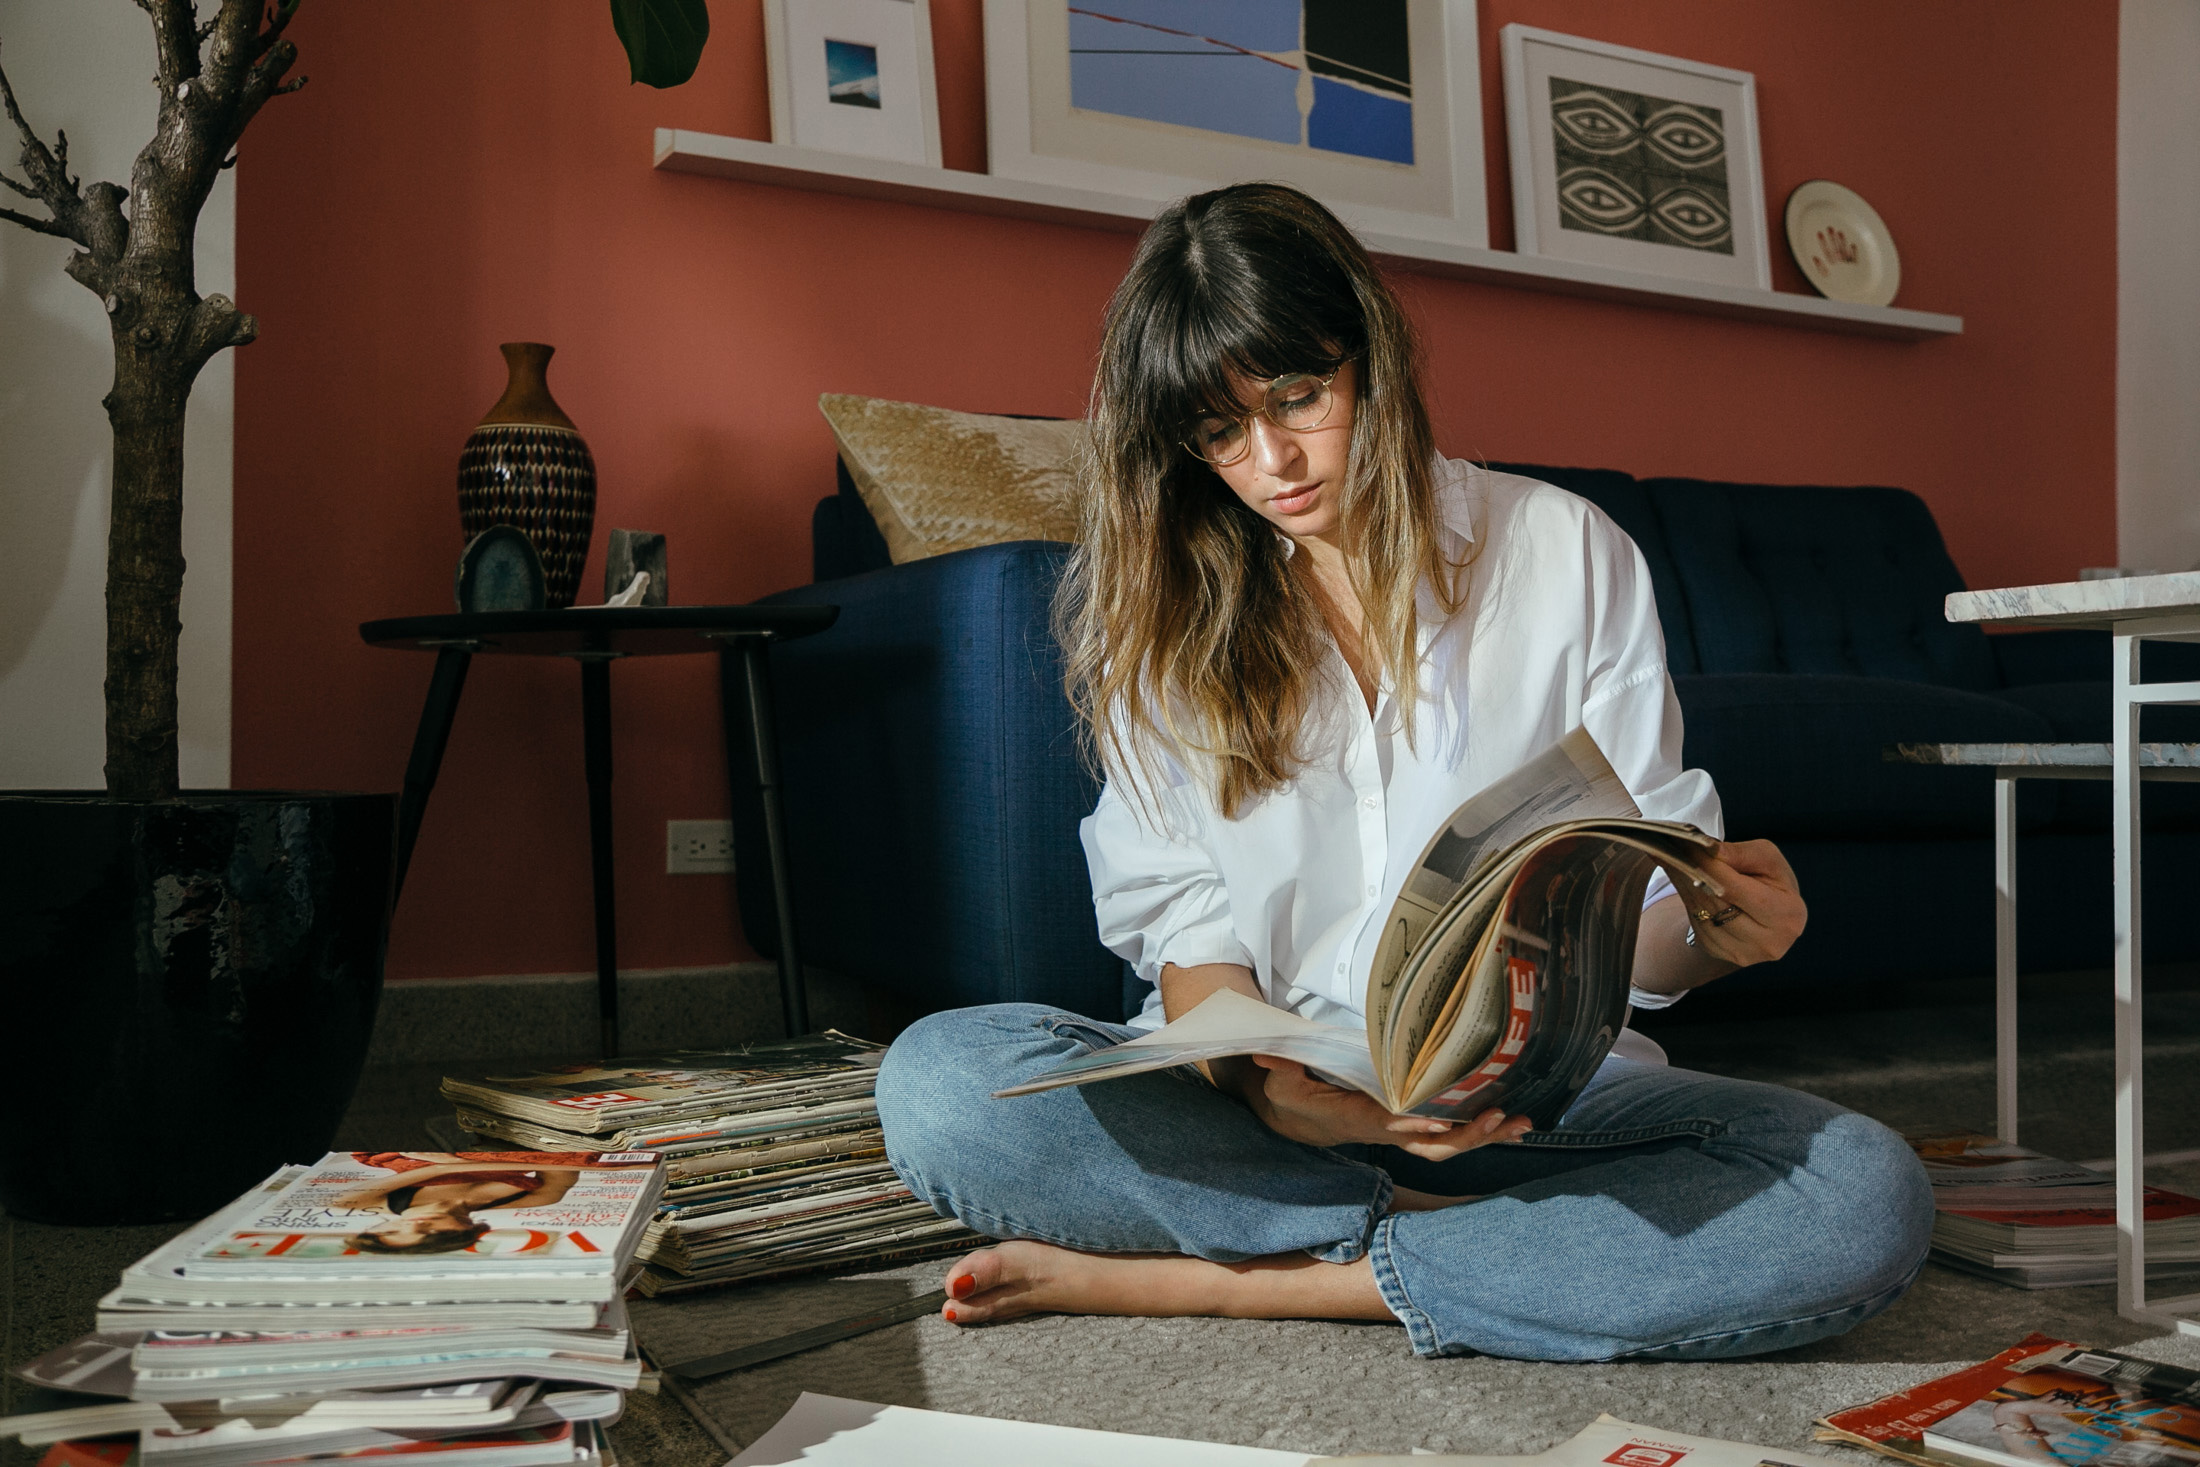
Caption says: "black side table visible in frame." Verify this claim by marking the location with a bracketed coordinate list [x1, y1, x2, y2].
[360, 605, 839, 1055]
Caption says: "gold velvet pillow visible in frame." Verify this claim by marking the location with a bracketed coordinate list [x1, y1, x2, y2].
[819, 393, 1088, 564]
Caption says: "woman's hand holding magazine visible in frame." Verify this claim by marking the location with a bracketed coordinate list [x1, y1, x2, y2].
[1243, 1055, 1536, 1159]
[998, 728, 1733, 1129]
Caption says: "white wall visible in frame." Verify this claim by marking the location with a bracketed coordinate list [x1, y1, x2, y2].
[0, 0, 231, 789]
[2118, 0, 2200, 575]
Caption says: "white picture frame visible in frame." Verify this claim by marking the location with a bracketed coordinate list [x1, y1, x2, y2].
[1500, 24, 1768, 290]
[765, 0, 944, 168]
[983, 0, 1487, 250]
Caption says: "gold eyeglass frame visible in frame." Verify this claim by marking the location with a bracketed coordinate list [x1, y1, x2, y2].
[1180, 367, 1344, 468]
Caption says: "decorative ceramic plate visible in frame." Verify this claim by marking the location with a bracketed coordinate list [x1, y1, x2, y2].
[1784, 180, 1901, 307]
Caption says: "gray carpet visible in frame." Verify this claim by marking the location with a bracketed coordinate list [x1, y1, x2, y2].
[632, 1274, 2200, 1460]
[16, 971, 2183, 1467]
[624, 971, 2200, 1462]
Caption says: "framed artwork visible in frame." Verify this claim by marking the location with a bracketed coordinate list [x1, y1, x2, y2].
[765, 0, 944, 167]
[984, 0, 1488, 250]
[1499, 25, 1768, 289]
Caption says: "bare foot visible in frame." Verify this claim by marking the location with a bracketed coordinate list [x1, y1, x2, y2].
[938, 1239, 1392, 1326]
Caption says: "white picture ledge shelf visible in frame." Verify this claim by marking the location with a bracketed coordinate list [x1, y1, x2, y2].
[654, 130, 1963, 342]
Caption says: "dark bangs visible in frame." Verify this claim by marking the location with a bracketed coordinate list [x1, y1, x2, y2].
[1115, 186, 1372, 437]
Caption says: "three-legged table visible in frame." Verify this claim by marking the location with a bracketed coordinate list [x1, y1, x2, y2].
[360, 604, 839, 1056]
[1942, 570, 2200, 1333]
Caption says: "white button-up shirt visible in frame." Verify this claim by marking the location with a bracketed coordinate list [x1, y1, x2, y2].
[1080, 460, 1724, 1032]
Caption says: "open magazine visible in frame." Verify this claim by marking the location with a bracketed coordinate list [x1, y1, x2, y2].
[1817, 1334, 2200, 1467]
[998, 727, 1720, 1124]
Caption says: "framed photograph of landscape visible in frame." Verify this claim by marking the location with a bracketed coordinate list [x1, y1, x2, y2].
[984, 0, 1488, 251]
[765, 0, 943, 167]
[1500, 25, 1769, 289]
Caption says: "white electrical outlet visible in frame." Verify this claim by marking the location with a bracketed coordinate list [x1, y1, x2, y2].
[666, 820, 735, 875]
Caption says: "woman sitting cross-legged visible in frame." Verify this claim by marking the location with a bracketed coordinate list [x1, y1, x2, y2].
[875, 182, 1933, 1361]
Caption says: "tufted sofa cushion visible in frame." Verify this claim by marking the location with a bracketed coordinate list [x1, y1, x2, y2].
[1638, 478, 1999, 689]
[1678, 674, 2057, 837]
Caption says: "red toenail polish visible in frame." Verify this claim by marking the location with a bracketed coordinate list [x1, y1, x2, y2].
[950, 1275, 976, 1299]
[944, 1308, 958, 1322]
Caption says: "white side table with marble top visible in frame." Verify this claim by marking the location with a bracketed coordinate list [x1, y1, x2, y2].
[1944, 570, 2200, 1332]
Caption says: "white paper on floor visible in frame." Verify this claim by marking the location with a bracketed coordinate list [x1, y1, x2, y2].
[1320, 1413, 1845, 1467]
[729, 1391, 1314, 1465]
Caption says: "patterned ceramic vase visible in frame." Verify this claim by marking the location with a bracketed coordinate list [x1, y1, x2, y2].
[457, 342, 596, 608]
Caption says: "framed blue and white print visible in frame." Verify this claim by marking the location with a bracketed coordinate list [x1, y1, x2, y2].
[1500, 25, 1769, 290]
[985, 0, 1487, 251]
[765, 0, 943, 166]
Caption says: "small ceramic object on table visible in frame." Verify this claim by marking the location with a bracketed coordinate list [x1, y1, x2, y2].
[605, 528, 669, 607]
[1784, 180, 1901, 307]
[457, 342, 597, 608]
[455, 525, 547, 613]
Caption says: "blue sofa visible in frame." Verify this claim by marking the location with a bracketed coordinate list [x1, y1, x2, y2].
[725, 459, 2200, 1020]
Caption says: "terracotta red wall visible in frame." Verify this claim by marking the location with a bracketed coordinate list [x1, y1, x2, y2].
[234, 1, 2117, 981]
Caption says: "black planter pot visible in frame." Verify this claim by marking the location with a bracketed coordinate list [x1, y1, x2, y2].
[0, 791, 395, 1224]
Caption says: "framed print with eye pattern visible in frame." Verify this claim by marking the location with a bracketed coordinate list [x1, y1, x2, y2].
[1499, 25, 1768, 290]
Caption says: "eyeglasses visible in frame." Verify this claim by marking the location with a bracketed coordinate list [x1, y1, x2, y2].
[1180, 368, 1343, 467]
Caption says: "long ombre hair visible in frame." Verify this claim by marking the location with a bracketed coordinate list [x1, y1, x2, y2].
[1056, 183, 1460, 819]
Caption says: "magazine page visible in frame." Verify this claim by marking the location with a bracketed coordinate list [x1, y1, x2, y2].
[136, 1389, 612, 1466]
[1922, 1348, 2200, 1467]
[441, 1033, 886, 1135]
[177, 1152, 661, 1278]
[1814, 1334, 2077, 1465]
[1390, 825, 1714, 1117]
[1938, 1188, 2200, 1239]
[1397, 837, 1644, 1115]
[1375, 838, 1522, 1095]
[1907, 1134, 2111, 1190]
[9, 1332, 142, 1399]
[729, 1391, 1313, 1466]
[141, 1418, 584, 1464]
[1314, 1412, 1842, 1467]
[0, 1399, 174, 1449]
[1364, 726, 1636, 1049]
[98, 1297, 605, 1332]
[132, 1347, 642, 1400]
[992, 988, 1386, 1104]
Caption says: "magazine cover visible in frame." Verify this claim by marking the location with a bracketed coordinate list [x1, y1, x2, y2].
[1907, 1134, 2109, 1192]
[1924, 1348, 2200, 1467]
[1937, 1188, 2200, 1246]
[176, 1153, 661, 1277]
[1815, 1334, 2077, 1465]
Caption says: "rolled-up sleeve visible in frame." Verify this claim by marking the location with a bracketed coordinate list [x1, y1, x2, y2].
[1079, 776, 1254, 990]
[1568, 502, 1724, 1011]
[1576, 512, 1724, 840]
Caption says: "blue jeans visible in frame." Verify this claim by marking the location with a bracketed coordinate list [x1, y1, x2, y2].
[875, 1004, 1935, 1361]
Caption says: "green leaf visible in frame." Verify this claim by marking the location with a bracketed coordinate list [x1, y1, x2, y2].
[609, 0, 710, 88]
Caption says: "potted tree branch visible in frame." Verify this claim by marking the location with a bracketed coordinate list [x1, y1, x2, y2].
[0, 2, 391, 1225]
[0, 1, 712, 1225]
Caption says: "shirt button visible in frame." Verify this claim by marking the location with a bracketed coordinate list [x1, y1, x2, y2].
[1367, 885, 1379, 897]
[1363, 797, 1379, 809]
[1337, 962, 1347, 974]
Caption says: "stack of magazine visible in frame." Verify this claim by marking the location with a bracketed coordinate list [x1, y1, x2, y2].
[1908, 1132, 2200, 1289]
[3, 1150, 666, 1465]
[439, 1034, 983, 1296]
